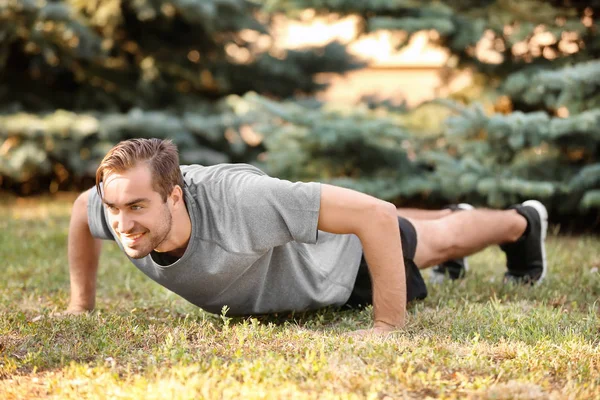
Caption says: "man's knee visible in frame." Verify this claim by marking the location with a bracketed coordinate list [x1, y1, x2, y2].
[411, 219, 458, 267]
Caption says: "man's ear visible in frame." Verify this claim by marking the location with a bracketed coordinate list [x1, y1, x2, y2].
[169, 185, 184, 209]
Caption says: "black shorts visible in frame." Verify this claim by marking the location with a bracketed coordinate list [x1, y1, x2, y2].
[344, 216, 428, 308]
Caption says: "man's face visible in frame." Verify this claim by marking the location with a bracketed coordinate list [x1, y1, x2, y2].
[102, 164, 173, 259]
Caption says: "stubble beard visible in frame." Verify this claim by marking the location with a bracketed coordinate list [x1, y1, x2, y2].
[124, 205, 173, 259]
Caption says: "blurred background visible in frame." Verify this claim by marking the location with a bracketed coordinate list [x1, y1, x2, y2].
[0, 0, 598, 226]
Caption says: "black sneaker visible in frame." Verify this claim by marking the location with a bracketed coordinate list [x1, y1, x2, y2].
[430, 203, 474, 284]
[500, 200, 548, 285]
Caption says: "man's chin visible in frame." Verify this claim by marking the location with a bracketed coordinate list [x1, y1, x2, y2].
[124, 247, 152, 259]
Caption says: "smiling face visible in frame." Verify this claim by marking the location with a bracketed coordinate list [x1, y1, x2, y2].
[102, 163, 174, 259]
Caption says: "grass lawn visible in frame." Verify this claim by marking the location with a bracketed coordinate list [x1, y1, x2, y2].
[1, 195, 599, 399]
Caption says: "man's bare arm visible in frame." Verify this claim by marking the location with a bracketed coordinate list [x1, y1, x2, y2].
[67, 189, 102, 313]
[317, 184, 406, 331]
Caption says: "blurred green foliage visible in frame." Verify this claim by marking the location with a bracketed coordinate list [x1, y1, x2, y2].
[0, 0, 599, 218]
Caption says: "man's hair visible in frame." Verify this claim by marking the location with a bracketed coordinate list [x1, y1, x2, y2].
[96, 138, 184, 202]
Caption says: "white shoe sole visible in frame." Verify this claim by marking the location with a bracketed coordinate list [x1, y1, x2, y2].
[522, 200, 548, 285]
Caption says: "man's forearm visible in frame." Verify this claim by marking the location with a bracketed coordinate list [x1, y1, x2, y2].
[359, 206, 407, 329]
[67, 191, 102, 311]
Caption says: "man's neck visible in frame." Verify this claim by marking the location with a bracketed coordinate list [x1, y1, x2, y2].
[156, 204, 192, 258]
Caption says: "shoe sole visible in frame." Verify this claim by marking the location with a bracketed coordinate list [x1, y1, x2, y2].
[522, 200, 548, 285]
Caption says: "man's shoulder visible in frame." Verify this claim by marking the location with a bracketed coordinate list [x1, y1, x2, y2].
[180, 163, 267, 183]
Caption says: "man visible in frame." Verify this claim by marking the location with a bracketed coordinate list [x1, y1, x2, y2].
[67, 138, 548, 335]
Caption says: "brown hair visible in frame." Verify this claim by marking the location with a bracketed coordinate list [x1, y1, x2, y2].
[96, 138, 184, 202]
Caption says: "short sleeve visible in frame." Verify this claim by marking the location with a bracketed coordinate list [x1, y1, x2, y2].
[87, 187, 115, 241]
[212, 170, 321, 251]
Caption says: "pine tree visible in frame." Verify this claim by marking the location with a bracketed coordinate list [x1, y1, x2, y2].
[0, 0, 361, 111]
[0, 0, 361, 192]
[261, 0, 600, 216]
[1, 0, 599, 219]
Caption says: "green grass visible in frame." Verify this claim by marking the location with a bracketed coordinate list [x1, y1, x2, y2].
[1, 195, 599, 399]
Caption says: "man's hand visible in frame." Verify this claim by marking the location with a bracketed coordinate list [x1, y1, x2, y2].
[65, 304, 93, 315]
[30, 306, 91, 323]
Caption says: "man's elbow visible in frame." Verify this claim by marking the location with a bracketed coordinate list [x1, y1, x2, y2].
[363, 200, 398, 231]
[379, 201, 399, 224]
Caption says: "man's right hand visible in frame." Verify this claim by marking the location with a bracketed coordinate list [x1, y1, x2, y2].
[30, 305, 91, 323]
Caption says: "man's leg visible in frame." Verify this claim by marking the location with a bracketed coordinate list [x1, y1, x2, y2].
[408, 208, 526, 268]
[347, 201, 548, 309]
[399, 205, 474, 281]
[407, 200, 548, 284]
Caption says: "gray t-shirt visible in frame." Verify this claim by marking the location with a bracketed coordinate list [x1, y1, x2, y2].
[88, 164, 363, 315]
